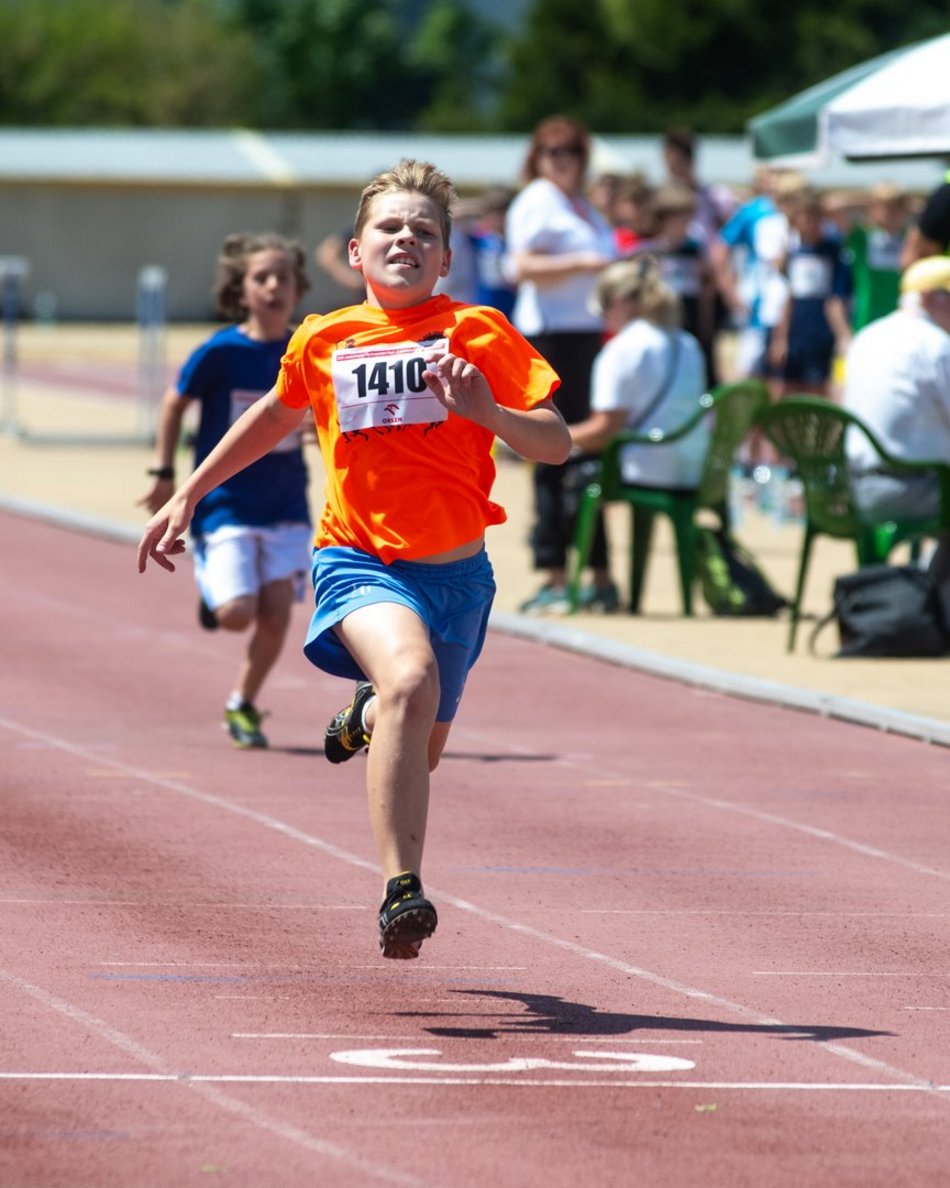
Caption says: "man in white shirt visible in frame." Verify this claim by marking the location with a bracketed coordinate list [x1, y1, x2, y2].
[843, 255, 950, 519]
[843, 255, 950, 616]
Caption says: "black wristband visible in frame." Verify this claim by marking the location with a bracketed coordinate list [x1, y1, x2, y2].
[147, 466, 175, 481]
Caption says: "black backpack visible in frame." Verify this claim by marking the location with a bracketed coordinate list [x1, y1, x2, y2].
[810, 563, 949, 658]
[695, 525, 788, 617]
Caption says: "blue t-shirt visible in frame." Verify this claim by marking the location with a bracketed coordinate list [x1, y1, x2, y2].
[177, 325, 310, 535]
[786, 236, 852, 348]
[468, 228, 516, 318]
[718, 194, 780, 329]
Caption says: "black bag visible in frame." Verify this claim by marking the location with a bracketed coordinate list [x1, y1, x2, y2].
[695, 525, 788, 617]
[810, 563, 949, 658]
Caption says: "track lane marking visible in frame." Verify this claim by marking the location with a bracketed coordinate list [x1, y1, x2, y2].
[0, 1072, 947, 1092]
[1, 712, 946, 1101]
[0, 968, 427, 1187]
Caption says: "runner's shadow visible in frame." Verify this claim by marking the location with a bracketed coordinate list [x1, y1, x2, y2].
[399, 989, 892, 1043]
[440, 751, 556, 763]
[254, 747, 554, 762]
[268, 746, 326, 758]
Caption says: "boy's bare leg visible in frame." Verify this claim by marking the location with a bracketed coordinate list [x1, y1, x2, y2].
[334, 603, 442, 886]
[218, 579, 294, 705]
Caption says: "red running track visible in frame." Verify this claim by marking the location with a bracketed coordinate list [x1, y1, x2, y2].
[1, 511, 949, 1187]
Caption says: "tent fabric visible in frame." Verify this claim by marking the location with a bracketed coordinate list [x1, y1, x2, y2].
[749, 34, 950, 164]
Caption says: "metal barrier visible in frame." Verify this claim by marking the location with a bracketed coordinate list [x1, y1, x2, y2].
[3, 262, 168, 445]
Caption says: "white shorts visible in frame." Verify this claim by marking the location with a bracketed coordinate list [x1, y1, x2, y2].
[192, 522, 312, 610]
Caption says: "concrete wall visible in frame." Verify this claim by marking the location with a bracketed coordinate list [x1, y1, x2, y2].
[1, 182, 366, 321]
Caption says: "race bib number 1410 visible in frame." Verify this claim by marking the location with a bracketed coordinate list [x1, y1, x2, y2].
[332, 339, 449, 432]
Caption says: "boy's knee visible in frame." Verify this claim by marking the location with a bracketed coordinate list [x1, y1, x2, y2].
[384, 659, 440, 720]
[214, 595, 256, 631]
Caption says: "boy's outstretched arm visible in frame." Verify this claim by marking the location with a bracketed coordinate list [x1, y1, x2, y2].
[137, 389, 308, 574]
[423, 351, 571, 464]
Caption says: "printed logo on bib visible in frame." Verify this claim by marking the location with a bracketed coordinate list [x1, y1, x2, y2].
[230, 388, 302, 454]
[332, 339, 449, 432]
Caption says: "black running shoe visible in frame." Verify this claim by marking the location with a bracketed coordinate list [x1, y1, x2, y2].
[198, 597, 219, 631]
[324, 680, 374, 764]
[378, 872, 438, 960]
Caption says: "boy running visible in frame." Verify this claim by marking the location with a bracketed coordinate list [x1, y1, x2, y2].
[137, 161, 570, 959]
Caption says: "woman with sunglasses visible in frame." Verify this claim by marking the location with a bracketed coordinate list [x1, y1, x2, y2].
[506, 115, 619, 614]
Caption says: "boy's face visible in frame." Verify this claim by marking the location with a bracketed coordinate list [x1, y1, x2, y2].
[793, 204, 823, 242]
[350, 190, 450, 309]
[872, 198, 907, 233]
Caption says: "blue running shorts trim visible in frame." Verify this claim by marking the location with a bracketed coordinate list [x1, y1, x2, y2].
[304, 546, 496, 723]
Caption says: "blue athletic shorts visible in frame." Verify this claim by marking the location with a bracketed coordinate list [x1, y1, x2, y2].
[304, 546, 496, 722]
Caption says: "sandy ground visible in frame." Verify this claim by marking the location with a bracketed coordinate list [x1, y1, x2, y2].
[1, 321, 947, 727]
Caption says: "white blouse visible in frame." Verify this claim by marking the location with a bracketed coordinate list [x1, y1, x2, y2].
[505, 177, 617, 335]
[591, 319, 709, 489]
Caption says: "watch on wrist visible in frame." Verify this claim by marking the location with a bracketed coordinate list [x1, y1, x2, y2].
[147, 466, 175, 481]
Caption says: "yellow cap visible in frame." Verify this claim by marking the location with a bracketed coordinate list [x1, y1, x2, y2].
[901, 255, 950, 294]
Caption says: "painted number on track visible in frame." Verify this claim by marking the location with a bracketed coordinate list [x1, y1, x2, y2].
[330, 1048, 695, 1073]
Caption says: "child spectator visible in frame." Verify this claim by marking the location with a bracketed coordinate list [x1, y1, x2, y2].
[846, 182, 910, 332]
[769, 188, 852, 397]
[466, 184, 518, 318]
[648, 182, 718, 386]
[613, 173, 655, 256]
[138, 161, 570, 959]
[138, 232, 312, 749]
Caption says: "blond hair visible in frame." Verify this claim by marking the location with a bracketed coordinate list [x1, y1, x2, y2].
[595, 256, 681, 328]
[354, 160, 456, 246]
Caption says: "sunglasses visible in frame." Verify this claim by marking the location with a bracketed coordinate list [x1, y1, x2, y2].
[540, 144, 584, 160]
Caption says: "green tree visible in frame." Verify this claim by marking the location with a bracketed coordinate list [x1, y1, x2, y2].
[407, 0, 504, 132]
[228, 0, 502, 131]
[0, 0, 265, 126]
[497, 0, 950, 134]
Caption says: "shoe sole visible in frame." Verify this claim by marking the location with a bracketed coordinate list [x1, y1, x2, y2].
[379, 905, 438, 960]
[324, 737, 366, 764]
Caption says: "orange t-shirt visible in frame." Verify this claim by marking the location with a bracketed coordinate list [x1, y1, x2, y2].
[276, 295, 559, 562]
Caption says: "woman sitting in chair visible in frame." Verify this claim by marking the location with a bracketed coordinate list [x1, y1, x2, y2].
[568, 256, 709, 490]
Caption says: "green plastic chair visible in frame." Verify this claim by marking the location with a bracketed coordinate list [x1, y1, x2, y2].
[567, 378, 769, 616]
[759, 395, 950, 651]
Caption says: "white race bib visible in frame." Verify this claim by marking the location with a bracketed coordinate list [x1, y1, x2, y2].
[331, 339, 449, 433]
[788, 255, 833, 299]
[867, 230, 902, 272]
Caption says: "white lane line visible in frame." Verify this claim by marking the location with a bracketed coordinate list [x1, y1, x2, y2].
[0, 1072, 947, 1092]
[0, 968, 425, 1187]
[457, 719, 950, 882]
[583, 910, 950, 918]
[0, 900, 365, 910]
[626, 783, 950, 883]
[0, 713, 944, 1101]
[230, 1034, 703, 1044]
[753, 972, 950, 978]
[904, 1006, 950, 1011]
